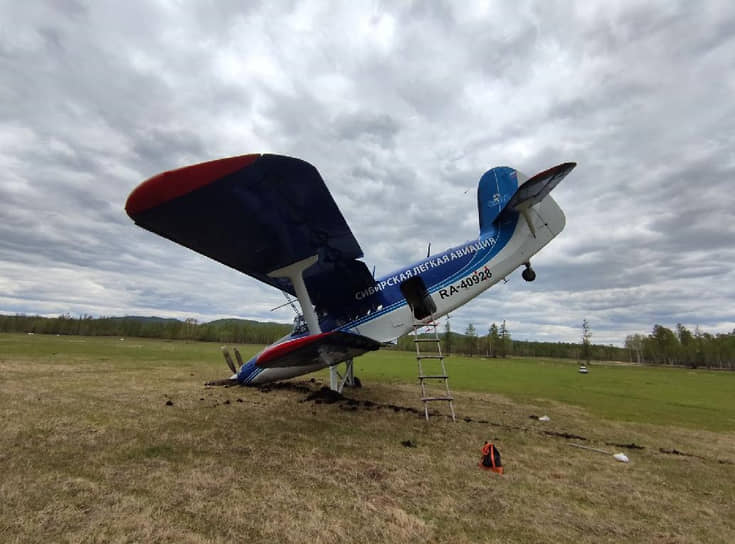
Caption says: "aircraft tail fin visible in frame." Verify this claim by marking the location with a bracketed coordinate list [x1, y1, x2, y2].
[477, 166, 521, 234]
[477, 163, 575, 235]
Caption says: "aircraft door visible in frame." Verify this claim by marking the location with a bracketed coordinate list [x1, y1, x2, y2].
[399, 276, 437, 320]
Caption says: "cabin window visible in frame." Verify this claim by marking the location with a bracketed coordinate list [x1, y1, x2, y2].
[399, 276, 436, 320]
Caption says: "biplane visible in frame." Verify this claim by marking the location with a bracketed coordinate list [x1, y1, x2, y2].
[126, 154, 575, 389]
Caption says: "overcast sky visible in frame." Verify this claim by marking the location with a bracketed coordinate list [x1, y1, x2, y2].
[1, 1, 734, 345]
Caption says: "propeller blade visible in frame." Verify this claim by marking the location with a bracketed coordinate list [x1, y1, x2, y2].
[234, 348, 244, 367]
[221, 347, 237, 374]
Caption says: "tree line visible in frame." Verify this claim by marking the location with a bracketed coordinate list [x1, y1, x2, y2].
[394, 319, 628, 361]
[625, 324, 735, 369]
[3, 313, 733, 369]
[394, 319, 734, 369]
[0, 314, 291, 345]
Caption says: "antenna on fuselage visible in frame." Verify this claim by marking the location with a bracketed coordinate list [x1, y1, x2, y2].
[426, 242, 431, 258]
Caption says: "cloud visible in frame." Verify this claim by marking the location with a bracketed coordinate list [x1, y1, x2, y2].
[1, 0, 734, 346]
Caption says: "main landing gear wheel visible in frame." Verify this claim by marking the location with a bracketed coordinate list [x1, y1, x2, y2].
[522, 262, 536, 282]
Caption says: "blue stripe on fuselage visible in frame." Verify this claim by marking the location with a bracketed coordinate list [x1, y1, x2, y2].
[333, 209, 519, 331]
[236, 356, 264, 384]
[241, 165, 522, 349]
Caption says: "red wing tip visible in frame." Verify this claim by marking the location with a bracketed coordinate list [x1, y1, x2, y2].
[256, 332, 333, 366]
[125, 153, 261, 217]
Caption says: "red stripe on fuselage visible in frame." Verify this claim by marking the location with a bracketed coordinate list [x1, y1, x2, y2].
[256, 332, 333, 366]
[125, 154, 261, 216]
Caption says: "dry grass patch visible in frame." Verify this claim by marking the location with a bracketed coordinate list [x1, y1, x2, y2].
[1, 348, 734, 543]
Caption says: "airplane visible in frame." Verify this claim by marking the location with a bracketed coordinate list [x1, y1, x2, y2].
[125, 154, 575, 391]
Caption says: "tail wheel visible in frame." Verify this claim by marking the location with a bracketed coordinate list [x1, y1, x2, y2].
[522, 263, 536, 282]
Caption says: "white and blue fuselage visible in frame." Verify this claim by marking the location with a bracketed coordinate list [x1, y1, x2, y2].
[237, 165, 569, 385]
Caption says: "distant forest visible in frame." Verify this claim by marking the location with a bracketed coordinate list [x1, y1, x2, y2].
[0, 314, 291, 345]
[397, 320, 735, 370]
[1, 314, 733, 369]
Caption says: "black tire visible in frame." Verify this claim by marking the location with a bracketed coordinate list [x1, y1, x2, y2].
[522, 268, 536, 282]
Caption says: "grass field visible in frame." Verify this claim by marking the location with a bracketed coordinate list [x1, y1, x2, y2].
[1, 333, 734, 543]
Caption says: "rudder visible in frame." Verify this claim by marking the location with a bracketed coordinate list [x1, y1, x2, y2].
[477, 166, 521, 235]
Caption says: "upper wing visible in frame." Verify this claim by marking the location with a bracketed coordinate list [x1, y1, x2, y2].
[126, 154, 375, 310]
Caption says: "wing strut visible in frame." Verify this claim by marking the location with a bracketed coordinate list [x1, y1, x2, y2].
[268, 255, 321, 335]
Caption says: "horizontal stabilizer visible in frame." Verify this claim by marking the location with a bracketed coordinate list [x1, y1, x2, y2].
[256, 331, 380, 369]
[478, 162, 575, 235]
[504, 162, 576, 214]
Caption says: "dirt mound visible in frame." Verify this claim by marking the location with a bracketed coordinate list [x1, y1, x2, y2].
[608, 442, 644, 450]
[304, 386, 344, 404]
[257, 382, 312, 394]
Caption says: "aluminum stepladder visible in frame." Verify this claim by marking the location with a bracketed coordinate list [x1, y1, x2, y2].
[413, 316, 456, 422]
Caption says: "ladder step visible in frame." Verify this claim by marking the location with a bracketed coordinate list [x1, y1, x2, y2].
[414, 315, 455, 422]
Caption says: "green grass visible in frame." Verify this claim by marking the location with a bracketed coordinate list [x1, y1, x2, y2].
[1, 333, 734, 543]
[0, 333, 222, 366]
[3, 333, 734, 431]
[347, 350, 735, 432]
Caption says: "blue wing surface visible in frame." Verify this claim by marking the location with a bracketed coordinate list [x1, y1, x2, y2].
[126, 154, 375, 311]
